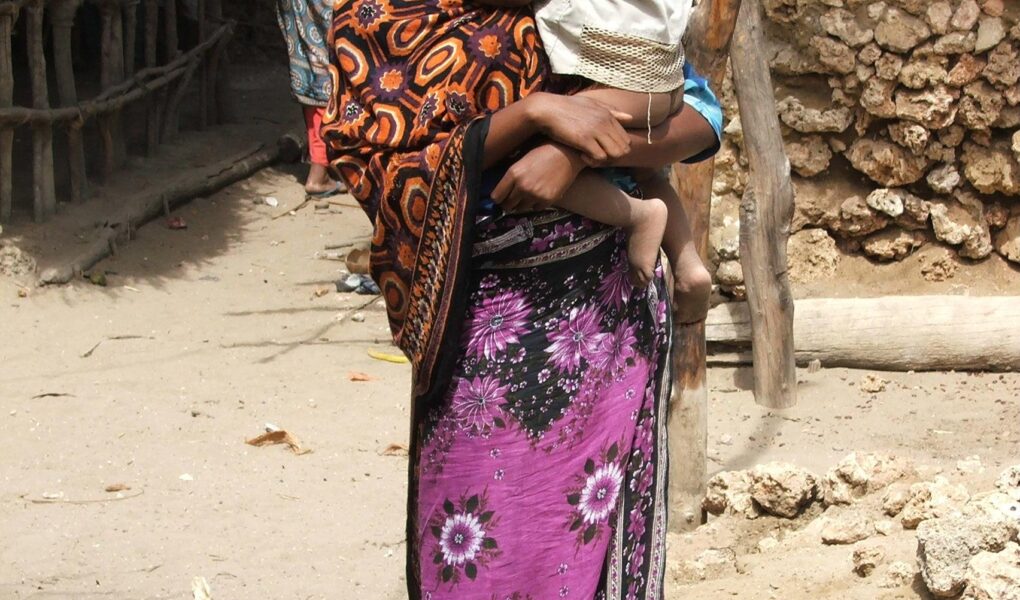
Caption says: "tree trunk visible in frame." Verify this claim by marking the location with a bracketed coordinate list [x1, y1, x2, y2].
[730, 0, 797, 409]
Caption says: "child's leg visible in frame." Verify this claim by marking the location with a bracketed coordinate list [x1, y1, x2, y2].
[574, 87, 680, 130]
[557, 171, 667, 287]
[634, 170, 712, 324]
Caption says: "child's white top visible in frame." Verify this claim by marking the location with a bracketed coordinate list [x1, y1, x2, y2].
[534, 0, 693, 93]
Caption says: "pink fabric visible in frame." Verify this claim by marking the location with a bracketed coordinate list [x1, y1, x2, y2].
[304, 106, 328, 166]
[414, 220, 671, 599]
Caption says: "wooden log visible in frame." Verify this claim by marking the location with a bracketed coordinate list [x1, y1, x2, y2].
[51, 0, 88, 205]
[0, 5, 15, 222]
[98, 0, 127, 180]
[667, 0, 742, 533]
[39, 135, 298, 284]
[730, 0, 797, 409]
[143, 0, 159, 154]
[706, 297, 1020, 372]
[122, 0, 139, 78]
[26, 0, 55, 222]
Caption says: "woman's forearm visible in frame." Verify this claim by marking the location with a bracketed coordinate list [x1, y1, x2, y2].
[481, 95, 541, 169]
[608, 103, 718, 169]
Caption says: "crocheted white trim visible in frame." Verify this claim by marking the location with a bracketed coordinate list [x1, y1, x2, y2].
[574, 25, 686, 93]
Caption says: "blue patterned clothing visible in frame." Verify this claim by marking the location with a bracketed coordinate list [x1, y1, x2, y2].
[276, 0, 333, 106]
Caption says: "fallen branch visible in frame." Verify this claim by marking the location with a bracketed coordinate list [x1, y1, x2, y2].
[25, 489, 145, 504]
[39, 134, 302, 285]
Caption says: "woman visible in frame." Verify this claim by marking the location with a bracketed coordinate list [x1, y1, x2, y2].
[276, 0, 346, 196]
[321, 1, 721, 597]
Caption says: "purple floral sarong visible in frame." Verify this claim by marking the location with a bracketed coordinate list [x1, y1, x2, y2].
[414, 212, 672, 599]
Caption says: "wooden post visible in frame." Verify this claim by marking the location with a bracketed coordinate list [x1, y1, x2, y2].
[162, 55, 198, 140]
[143, 0, 159, 154]
[0, 3, 15, 222]
[196, 0, 207, 129]
[667, 0, 742, 533]
[26, 0, 56, 222]
[163, 0, 181, 138]
[206, 0, 231, 124]
[164, 0, 178, 59]
[51, 0, 88, 205]
[730, 0, 797, 409]
[123, 0, 139, 77]
[98, 0, 127, 180]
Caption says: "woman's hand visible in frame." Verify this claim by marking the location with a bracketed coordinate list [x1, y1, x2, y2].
[490, 143, 585, 213]
[523, 92, 632, 164]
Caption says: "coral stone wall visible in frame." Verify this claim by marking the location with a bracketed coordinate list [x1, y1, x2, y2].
[710, 0, 1020, 296]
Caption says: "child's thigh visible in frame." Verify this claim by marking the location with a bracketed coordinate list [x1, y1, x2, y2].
[574, 87, 675, 128]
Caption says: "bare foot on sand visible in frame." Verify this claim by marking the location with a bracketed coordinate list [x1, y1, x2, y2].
[625, 198, 668, 287]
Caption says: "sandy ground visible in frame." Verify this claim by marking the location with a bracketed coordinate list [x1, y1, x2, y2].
[2, 62, 1019, 600]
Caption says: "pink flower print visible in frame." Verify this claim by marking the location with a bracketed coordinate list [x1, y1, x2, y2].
[598, 261, 632, 310]
[579, 462, 623, 524]
[545, 305, 606, 373]
[466, 291, 531, 360]
[599, 321, 637, 373]
[451, 375, 508, 431]
[627, 506, 646, 539]
[440, 512, 486, 566]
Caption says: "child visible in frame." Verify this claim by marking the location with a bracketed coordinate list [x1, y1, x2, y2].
[526, 0, 710, 301]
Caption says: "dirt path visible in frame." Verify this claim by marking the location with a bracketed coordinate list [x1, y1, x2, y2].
[2, 165, 1019, 599]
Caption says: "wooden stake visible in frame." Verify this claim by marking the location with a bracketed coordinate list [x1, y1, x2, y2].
[163, 0, 181, 138]
[99, 0, 127, 180]
[196, 0, 207, 129]
[26, 0, 55, 222]
[205, 0, 230, 124]
[143, 0, 159, 154]
[51, 0, 88, 205]
[0, 4, 15, 222]
[667, 0, 742, 533]
[163, 56, 198, 140]
[123, 0, 139, 78]
[730, 0, 797, 409]
[163, 0, 178, 60]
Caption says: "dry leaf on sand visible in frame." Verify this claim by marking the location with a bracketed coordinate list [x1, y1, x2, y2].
[380, 443, 408, 456]
[246, 430, 312, 455]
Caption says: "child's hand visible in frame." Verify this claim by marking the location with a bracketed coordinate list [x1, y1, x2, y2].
[490, 143, 585, 213]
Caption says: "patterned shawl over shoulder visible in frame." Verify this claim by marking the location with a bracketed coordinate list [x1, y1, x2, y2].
[321, 0, 546, 405]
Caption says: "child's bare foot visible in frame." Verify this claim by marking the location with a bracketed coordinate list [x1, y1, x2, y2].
[673, 245, 712, 324]
[625, 198, 668, 287]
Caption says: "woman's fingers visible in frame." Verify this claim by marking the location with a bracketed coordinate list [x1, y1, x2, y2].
[491, 171, 514, 204]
